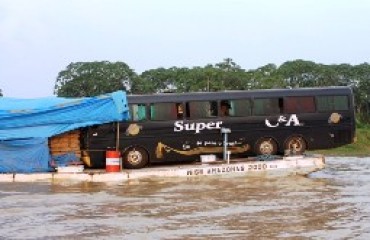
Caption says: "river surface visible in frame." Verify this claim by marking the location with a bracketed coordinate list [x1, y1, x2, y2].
[0, 156, 370, 240]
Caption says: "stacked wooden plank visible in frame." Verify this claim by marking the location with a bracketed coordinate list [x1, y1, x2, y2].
[49, 130, 81, 161]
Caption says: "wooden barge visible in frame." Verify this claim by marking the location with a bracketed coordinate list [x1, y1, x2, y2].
[0, 154, 325, 183]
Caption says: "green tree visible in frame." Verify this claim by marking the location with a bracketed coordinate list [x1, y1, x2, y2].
[136, 58, 249, 93]
[330, 64, 356, 86]
[54, 61, 137, 97]
[201, 65, 221, 91]
[215, 58, 241, 72]
[139, 66, 209, 93]
[278, 60, 321, 87]
[176, 65, 221, 92]
[0, 88, 2, 97]
[250, 63, 282, 89]
[140, 67, 176, 93]
[352, 63, 370, 122]
[172, 67, 193, 92]
[315, 64, 342, 87]
[214, 58, 244, 90]
[130, 75, 155, 94]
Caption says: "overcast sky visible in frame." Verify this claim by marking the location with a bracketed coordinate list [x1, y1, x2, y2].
[1, 0, 369, 98]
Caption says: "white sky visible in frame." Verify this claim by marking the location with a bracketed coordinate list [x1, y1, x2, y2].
[1, 0, 370, 98]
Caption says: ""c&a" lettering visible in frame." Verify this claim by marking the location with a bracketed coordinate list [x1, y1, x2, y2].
[265, 114, 301, 128]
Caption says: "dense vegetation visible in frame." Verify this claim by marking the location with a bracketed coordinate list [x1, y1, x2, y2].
[53, 58, 370, 123]
[53, 61, 137, 97]
[1, 58, 368, 122]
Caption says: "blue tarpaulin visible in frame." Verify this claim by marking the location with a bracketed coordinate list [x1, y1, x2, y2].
[0, 91, 129, 173]
[0, 138, 51, 173]
[0, 91, 129, 140]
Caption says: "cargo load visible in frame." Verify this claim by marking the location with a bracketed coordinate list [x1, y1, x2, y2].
[0, 91, 129, 173]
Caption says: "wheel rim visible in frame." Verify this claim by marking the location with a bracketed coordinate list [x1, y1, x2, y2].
[259, 140, 275, 155]
[127, 149, 143, 165]
[287, 137, 305, 152]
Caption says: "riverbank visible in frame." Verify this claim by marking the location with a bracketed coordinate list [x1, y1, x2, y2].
[312, 124, 370, 156]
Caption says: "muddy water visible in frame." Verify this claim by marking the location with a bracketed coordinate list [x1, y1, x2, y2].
[0, 157, 370, 239]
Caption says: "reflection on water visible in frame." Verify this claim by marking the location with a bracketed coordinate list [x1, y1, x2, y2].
[1, 157, 370, 239]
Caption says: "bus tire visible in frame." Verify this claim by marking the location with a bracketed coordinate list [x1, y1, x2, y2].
[284, 135, 307, 154]
[254, 137, 278, 155]
[122, 147, 149, 169]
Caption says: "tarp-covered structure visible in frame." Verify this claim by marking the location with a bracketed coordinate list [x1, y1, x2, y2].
[0, 91, 129, 173]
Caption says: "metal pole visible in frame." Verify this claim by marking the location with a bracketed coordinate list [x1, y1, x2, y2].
[115, 122, 122, 171]
[221, 127, 231, 162]
[115, 122, 120, 151]
[223, 132, 228, 161]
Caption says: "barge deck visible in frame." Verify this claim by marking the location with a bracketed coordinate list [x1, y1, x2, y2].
[0, 154, 325, 183]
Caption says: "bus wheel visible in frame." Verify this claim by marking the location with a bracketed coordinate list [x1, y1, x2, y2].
[284, 136, 306, 154]
[122, 147, 148, 169]
[254, 137, 278, 155]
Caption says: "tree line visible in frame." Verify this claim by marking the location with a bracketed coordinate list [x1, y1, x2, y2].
[1, 58, 369, 122]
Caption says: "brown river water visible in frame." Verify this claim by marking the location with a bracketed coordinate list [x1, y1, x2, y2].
[0, 156, 370, 240]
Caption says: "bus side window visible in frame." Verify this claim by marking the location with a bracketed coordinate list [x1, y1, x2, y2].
[253, 98, 280, 116]
[188, 101, 217, 119]
[130, 104, 147, 121]
[284, 96, 315, 113]
[317, 96, 349, 112]
[150, 103, 179, 121]
[232, 99, 252, 116]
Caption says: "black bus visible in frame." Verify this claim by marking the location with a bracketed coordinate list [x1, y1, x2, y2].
[82, 86, 356, 169]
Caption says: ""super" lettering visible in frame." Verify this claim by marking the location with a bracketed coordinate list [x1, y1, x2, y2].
[174, 121, 223, 134]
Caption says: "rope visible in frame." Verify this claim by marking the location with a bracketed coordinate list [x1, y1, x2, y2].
[256, 154, 277, 161]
